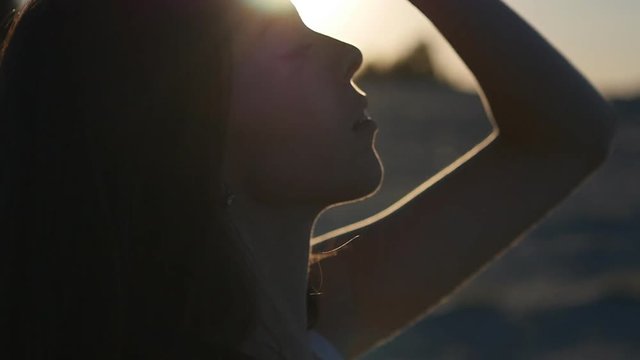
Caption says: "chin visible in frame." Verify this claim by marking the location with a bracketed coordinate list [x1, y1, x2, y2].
[333, 149, 384, 205]
[255, 148, 383, 207]
[357, 152, 384, 199]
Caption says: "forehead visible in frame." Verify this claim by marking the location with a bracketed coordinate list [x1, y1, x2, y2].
[229, 0, 306, 51]
[237, 0, 298, 17]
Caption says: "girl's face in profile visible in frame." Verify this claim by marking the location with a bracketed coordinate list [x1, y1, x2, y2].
[225, 1, 382, 206]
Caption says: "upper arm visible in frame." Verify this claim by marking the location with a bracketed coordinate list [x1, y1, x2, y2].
[312, 134, 608, 358]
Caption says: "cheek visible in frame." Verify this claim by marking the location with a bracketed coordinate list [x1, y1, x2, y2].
[227, 57, 380, 203]
[243, 116, 381, 204]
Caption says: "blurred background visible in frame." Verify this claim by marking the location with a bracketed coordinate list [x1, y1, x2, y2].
[3, 0, 638, 359]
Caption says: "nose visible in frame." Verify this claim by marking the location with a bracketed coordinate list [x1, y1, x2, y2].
[316, 33, 363, 81]
[342, 42, 363, 81]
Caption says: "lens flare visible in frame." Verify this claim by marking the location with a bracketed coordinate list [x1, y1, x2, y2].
[290, 0, 339, 29]
[290, 0, 358, 36]
[241, 0, 295, 14]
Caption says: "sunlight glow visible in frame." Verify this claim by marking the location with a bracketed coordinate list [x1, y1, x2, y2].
[242, 0, 294, 15]
[291, 0, 640, 96]
[290, 0, 354, 34]
[14, 0, 640, 96]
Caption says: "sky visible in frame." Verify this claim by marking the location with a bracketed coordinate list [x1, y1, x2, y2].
[292, 0, 640, 97]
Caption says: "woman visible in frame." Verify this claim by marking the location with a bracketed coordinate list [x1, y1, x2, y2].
[0, 0, 615, 359]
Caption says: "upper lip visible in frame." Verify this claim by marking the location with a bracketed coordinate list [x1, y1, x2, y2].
[361, 95, 368, 109]
[353, 108, 374, 130]
[350, 93, 370, 129]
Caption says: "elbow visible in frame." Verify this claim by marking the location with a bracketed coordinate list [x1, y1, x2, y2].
[585, 138, 614, 172]
[581, 102, 618, 167]
[559, 112, 617, 176]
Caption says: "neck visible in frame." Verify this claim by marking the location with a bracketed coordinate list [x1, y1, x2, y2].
[226, 193, 321, 358]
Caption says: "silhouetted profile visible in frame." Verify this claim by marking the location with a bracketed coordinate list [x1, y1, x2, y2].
[1, 0, 615, 359]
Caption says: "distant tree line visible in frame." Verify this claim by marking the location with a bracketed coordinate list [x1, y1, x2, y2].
[359, 41, 439, 81]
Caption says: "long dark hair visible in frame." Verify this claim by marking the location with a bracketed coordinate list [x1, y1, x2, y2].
[0, 0, 257, 358]
[1, 0, 15, 43]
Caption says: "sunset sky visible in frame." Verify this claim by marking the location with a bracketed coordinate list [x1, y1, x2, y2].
[292, 0, 640, 97]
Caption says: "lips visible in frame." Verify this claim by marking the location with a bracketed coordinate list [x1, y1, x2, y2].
[352, 109, 376, 131]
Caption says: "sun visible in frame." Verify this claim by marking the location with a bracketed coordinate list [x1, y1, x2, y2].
[290, 0, 350, 34]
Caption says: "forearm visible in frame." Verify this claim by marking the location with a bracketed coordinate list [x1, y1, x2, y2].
[411, 0, 615, 155]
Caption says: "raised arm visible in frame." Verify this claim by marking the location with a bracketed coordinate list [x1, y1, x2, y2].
[411, 0, 615, 151]
[312, 0, 616, 358]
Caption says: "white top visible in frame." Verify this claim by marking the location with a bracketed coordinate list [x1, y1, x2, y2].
[308, 330, 345, 360]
